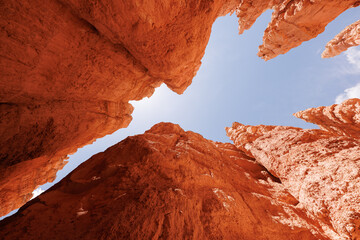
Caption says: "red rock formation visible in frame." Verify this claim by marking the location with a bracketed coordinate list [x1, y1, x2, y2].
[255, 0, 358, 60]
[0, 101, 133, 217]
[0, 123, 329, 240]
[235, 0, 275, 35]
[0, 0, 238, 217]
[322, 20, 360, 58]
[227, 99, 360, 240]
[1, 0, 359, 219]
[295, 98, 360, 139]
[236, 0, 359, 60]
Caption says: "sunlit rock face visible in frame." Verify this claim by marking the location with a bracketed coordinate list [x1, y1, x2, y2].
[227, 99, 360, 240]
[295, 98, 360, 139]
[0, 0, 359, 220]
[0, 123, 328, 240]
[0, 0, 238, 217]
[2, 100, 360, 239]
[322, 20, 360, 58]
[236, 0, 360, 60]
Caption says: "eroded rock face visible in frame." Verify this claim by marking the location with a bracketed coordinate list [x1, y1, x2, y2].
[0, 123, 328, 240]
[1, 0, 359, 219]
[295, 98, 360, 139]
[322, 20, 360, 58]
[236, 0, 359, 60]
[0, 101, 133, 217]
[227, 99, 360, 240]
[0, 0, 238, 217]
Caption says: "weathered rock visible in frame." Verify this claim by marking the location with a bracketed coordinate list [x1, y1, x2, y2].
[235, 0, 275, 35]
[235, 0, 359, 60]
[0, 100, 133, 217]
[256, 0, 359, 60]
[0, 0, 238, 216]
[227, 99, 360, 240]
[322, 20, 360, 58]
[57, 0, 239, 93]
[0, 123, 329, 240]
[295, 98, 360, 139]
[1, 0, 359, 219]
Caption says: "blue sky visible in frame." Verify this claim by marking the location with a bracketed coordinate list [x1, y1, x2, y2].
[1, 8, 360, 220]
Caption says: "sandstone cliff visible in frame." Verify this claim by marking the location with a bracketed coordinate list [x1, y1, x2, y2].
[0, 123, 329, 240]
[227, 99, 360, 240]
[323, 20, 360, 58]
[0, 0, 238, 217]
[1, 0, 359, 220]
[1, 99, 360, 239]
[236, 0, 360, 60]
[2, 97, 360, 239]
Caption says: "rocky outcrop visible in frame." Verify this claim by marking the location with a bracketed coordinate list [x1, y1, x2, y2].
[322, 20, 360, 58]
[2, 100, 360, 239]
[0, 123, 329, 240]
[0, 0, 238, 217]
[1, 0, 359, 218]
[295, 98, 360, 139]
[235, 0, 359, 60]
[227, 99, 360, 240]
[0, 101, 133, 217]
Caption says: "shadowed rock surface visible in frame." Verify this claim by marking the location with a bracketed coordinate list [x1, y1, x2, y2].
[0, 123, 328, 240]
[0, 0, 237, 216]
[2, 100, 360, 239]
[1, 0, 359, 223]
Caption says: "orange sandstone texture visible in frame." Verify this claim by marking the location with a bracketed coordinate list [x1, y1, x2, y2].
[295, 98, 360, 139]
[322, 20, 360, 58]
[227, 99, 360, 240]
[0, 123, 328, 240]
[0, 0, 359, 218]
[0, 101, 133, 217]
[258, 0, 360, 60]
[236, 0, 359, 60]
[0, 0, 238, 217]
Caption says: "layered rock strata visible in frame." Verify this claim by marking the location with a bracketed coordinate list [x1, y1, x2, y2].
[227, 99, 360, 240]
[322, 20, 360, 58]
[0, 123, 329, 240]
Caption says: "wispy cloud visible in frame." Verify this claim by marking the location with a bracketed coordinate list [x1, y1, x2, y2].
[335, 47, 360, 104]
[335, 82, 360, 104]
[31, 188, 45, 200]
[345, 47, 360, 71]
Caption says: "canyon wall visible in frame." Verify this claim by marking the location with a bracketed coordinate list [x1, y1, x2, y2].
[0, 0, 359, 226]
[1, 99, 360, 239]
[0, 122, 331, 240]
[0, 0, 237, 217]
[227, 99, 360, 240]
